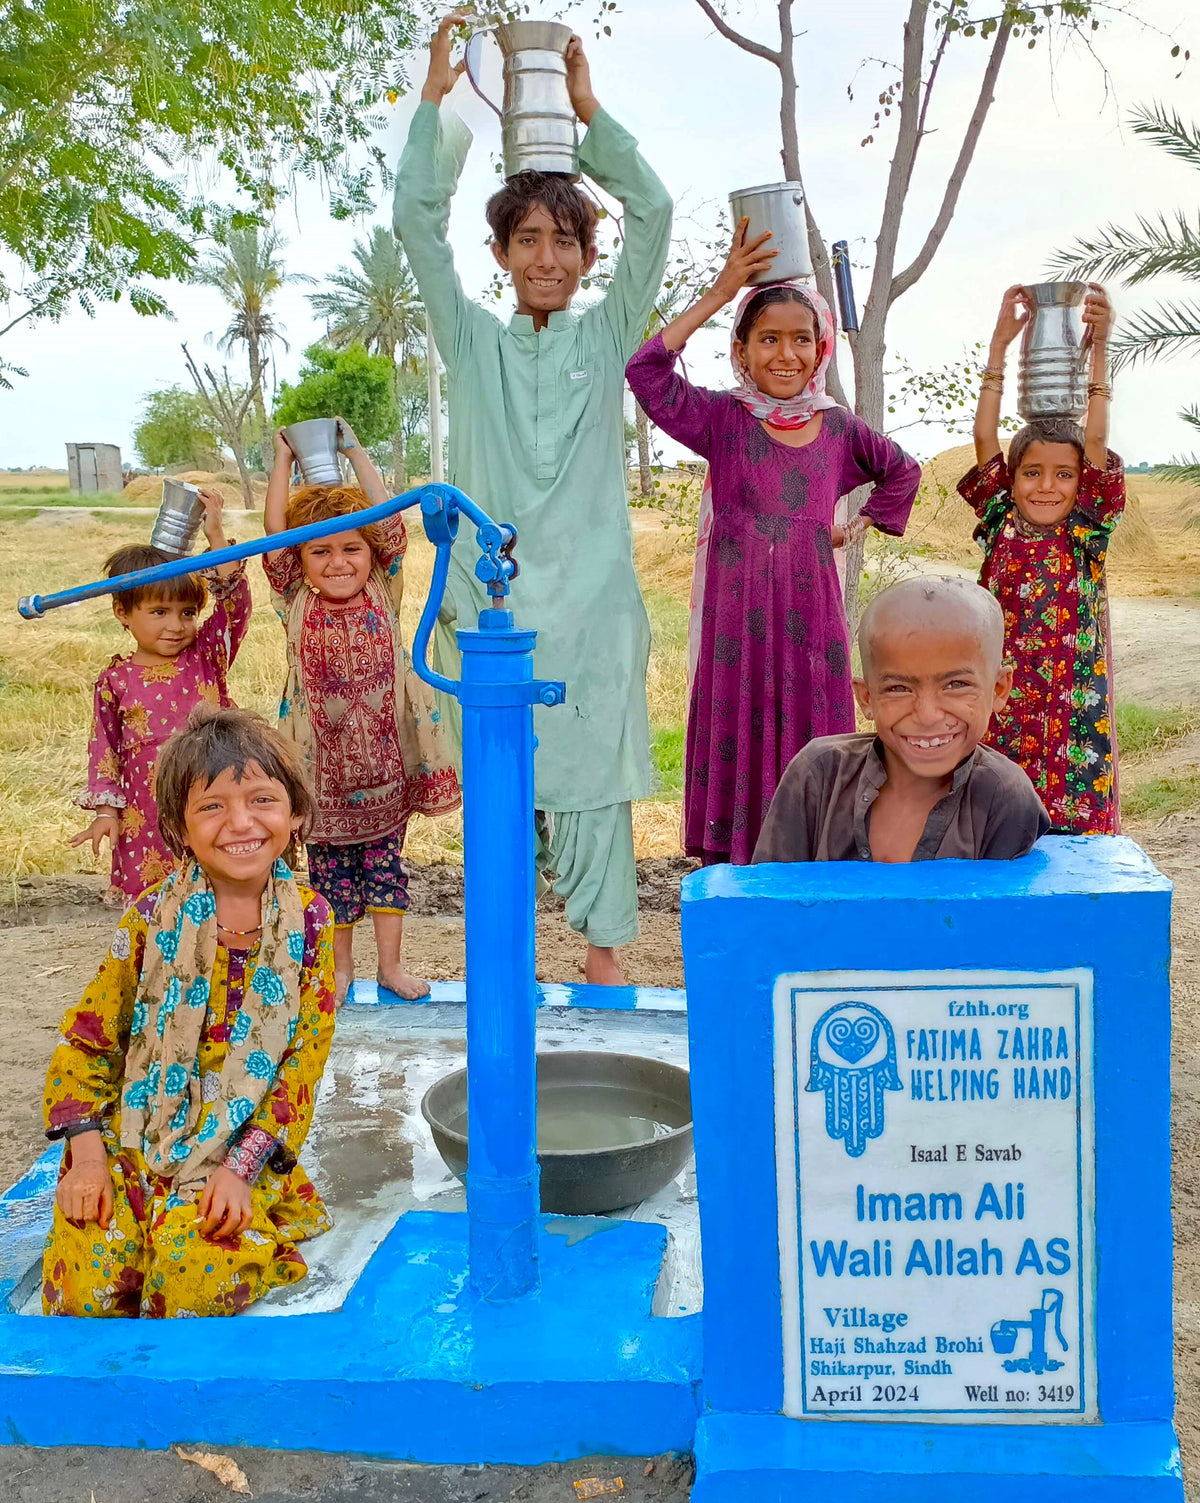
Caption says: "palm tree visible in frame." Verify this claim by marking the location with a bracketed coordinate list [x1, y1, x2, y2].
[1051, 105, 1200, 484]
[195, 226, 312, 441]
[308, 227, 426, 486]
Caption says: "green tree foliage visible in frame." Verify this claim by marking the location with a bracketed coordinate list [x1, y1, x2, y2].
[194, 226, 312, 435]
[0, 0, 422, 369]
[308, 226, 425, 484]
[273, 343, 399, 449]
[1052, 106, 1200, 487]
[132, 385, 225, 469]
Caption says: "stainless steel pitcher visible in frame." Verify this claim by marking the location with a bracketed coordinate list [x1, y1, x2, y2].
[728, 183, 812, 284]
[150, 479, 205, 557]
[283, 418, 342, 486]
[1017, 282, 1091, 422]
[465, 20, 580, 180]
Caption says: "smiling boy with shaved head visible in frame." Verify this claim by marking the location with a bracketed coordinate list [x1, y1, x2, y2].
[754, 575, 1050, 865]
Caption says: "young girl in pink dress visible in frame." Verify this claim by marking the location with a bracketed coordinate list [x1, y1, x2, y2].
[263, 420, 460, 1003]
[72, 490, 251, 901]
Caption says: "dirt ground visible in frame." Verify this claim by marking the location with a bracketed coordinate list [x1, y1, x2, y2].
[0, 1447, 694, 1502]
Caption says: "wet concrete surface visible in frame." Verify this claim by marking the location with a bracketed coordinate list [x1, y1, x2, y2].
[2, 1446, 695, 1501]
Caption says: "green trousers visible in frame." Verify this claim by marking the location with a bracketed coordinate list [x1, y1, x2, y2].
[535, 804, 639, 949]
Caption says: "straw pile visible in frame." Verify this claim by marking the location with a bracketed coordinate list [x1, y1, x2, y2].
[121, 471, 266, 510]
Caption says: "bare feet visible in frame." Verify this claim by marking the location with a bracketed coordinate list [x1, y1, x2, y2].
[377, 963, 431, 1001]
[584, 944, 627, 987]
[102, 886, 124, 909]
[334, 966, 356, 1008]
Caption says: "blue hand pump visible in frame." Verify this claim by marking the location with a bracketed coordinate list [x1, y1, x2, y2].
[18, 483, 563, 1302]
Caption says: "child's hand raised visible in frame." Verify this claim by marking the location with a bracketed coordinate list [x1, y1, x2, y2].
[1082, 283, 1114, 345]
[713, 219, 778, 306]
[990, 285, 1030, 352]
[56, 1132, 114, 1228]
[336, 416, 360, 451]
[272, 427, 296, 469]
[199, 489, 228, 552]
[564, 36, 600, 125]
[197, 1165, 254, 1241]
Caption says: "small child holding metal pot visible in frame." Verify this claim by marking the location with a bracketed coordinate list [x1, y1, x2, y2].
[72, 488, 250, 903]
[263, 419, 460, 1004]
[958, 284, 1124, 834]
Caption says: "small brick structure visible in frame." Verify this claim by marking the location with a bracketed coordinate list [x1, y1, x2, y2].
[66, 442, 123, 493]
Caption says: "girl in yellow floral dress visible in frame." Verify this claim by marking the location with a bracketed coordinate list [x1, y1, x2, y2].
[42, 706, 337, 1318]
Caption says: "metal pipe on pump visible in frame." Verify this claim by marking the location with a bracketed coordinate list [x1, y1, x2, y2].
[17, 483, 562, 1303]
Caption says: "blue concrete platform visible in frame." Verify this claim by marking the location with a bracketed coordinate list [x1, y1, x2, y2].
[0, 1211, 699, 1459]
[0, 985, 701, 1459]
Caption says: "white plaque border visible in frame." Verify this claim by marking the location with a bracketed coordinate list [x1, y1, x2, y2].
[774, 967, 1096, 1424]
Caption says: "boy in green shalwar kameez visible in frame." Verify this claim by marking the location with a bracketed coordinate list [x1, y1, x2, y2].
[394, 14, 672, 984]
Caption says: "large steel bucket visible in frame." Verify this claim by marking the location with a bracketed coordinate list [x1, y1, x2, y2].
[283, 419, 342, 486]
[466, 20, 579, 180]
[422, 1050, 694, 1215]
[729, 182, 812, 283]
[1017, 282, 1090, 422]
[149, 479, 205, 557]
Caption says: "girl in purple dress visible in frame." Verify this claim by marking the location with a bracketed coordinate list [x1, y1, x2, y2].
[626, 223, 920, 864]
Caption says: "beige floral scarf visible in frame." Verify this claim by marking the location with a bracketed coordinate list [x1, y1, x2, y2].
[120, 858, 306, 1195]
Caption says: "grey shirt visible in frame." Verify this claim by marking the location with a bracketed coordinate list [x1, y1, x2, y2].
[752, 733, 1051, 865]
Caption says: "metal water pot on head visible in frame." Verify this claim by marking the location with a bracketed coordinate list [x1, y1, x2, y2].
[465, 20, 580, 180]
[283, 419, 342, 486]
[1017, 282, 1092, 422]
[728, 183, 812, 284]
[150, 479, 205, 557]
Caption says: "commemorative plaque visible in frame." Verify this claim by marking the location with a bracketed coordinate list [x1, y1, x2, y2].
[774, 968, 1095, 1423]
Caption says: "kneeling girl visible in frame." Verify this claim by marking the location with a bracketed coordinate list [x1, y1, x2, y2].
[42, 707, 336, 1318]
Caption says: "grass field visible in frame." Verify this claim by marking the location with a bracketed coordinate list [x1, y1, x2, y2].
[2, 459, 1198, 890]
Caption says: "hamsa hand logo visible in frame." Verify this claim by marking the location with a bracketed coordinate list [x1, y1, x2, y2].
[808, 1001, 901, 1157]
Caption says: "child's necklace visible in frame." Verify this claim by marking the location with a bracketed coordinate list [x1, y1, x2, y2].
[218, 922, 262, 938]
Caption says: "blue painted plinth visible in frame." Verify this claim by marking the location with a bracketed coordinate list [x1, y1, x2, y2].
[692, 1413, 1183, 1501]
[0, 1212, 699, 1459]
[681, 837, 1182, 1501]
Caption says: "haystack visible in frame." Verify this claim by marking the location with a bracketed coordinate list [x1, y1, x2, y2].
[121, 471, 265, 510]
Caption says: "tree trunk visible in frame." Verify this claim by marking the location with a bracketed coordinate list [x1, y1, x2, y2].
[248, 340, 268, 437]
[230, 441, 255, 510]
[635, 400, 653, 495]
[393, 429, 407, 491]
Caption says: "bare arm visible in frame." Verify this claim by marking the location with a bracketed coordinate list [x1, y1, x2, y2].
[265, 427, 294, 545]
[1081, 283, 1113, 470]
[338, 418, 388, 506]
[660, 220, 777, 352]
[973, 285, 1028, 466]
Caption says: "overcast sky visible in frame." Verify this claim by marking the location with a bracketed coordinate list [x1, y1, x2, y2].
[2, 0, 1197, 469]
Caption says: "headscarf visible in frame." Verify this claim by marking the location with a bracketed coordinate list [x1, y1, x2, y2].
[728, 281, 841, 429]
[120, 857, 307, 1196]
[687, 282, 845, 685]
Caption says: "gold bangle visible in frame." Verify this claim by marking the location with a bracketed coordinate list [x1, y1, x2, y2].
[980, 376, 1004, 392]
[980, 366, 1005, 380]
[1087, 382, 1112, 399]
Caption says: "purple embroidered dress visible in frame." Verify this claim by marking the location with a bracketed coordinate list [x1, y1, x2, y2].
[626, 333, 919, 864]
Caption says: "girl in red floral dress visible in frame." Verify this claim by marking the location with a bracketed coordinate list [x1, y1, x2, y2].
[264, 420, 460, 1004]
[72, 490, 250, 901]
[958, 284, 1124, 833]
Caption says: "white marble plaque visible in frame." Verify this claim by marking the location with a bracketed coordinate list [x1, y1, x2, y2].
[774, 969, 1095, 1423]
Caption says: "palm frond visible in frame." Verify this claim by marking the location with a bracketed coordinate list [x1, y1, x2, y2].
[1047, 213, 1200, 286]
[1109, 299, 1200, 369]
[1130, 104, 1200, 173]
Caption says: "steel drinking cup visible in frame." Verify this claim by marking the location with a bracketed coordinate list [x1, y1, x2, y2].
[1017, 282, 1091, 422]
[465, 21, 580, 180]
[150, 479, 205, 557]
[283, 419, 342, 486]
[728, 183, 812, 284]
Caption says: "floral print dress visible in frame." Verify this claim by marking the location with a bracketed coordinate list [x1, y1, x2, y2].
[958, 450, 1126, 833]
[41, 882, 335, 1318]
[78, 569, 251, 896]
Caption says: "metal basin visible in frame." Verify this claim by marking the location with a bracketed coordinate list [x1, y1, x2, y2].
[421, 1051, 693, 1215]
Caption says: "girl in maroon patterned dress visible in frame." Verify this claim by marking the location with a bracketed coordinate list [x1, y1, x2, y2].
[72, 490, 250, 902]
[264, 420, 460, 1003]
[958, 284, 1124, 833]
[626, 222, 919, 864]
